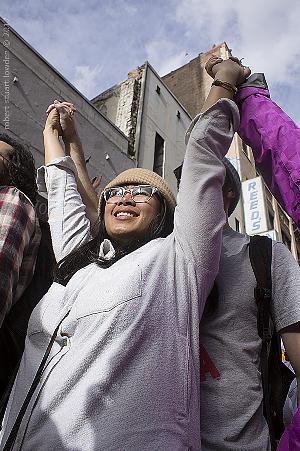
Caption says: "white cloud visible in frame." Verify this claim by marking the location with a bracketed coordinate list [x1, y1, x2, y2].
[174, 0, 300, 86]
[73, 65, 103, 99]
[145, 38, 188, 75]
[2, 0, 144, 98]
[3, 0, 300, 121]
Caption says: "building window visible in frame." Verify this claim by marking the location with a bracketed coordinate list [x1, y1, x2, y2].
[268, 209, 274, 230]
[242, 141, 251, 160]
[235, 218, 240, 232]
[282, 230, 291, 250]
[153, 132, 165, 177]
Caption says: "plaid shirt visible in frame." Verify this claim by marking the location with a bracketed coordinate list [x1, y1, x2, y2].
[0, 186, 41, 327]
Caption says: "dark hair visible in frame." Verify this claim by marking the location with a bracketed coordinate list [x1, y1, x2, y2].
[55, 195, 172, 285]
[0, 133, 37, 204]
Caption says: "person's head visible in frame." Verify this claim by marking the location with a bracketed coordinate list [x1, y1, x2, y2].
[99, 168, 176, 246]
[174, 158, 241, 218]
[55, 168, 176, 284]
[0, 133, 37, 204]
[222, 158, 241, 217]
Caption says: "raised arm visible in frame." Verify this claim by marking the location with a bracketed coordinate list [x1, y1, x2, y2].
[42, 108, 92, 261]
[46, 101, 99, 228]
[281, 325, 300, 404]
[175, 58, 249, 293]
[65, 136, 99, 228]
[235, 74, 300, 227]
[43, 107, 65, 164]
[272, 241, 300, 405]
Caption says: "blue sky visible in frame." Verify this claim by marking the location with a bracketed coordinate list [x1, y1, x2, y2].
[2, 0, 300, 124]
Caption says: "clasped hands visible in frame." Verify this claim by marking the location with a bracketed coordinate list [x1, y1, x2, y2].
[44, 100, 77, 143]
[205, 55, 251, 87]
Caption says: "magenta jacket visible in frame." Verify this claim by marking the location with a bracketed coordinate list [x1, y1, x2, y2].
[235, 74, 300, 228]
[277, 407, 300, 450]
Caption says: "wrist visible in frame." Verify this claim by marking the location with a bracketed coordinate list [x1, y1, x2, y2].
[62, 132, 80, 145]
[43, 126, 59, 137]
[213, 70, 239, 86]
[211, 79, 237, 94]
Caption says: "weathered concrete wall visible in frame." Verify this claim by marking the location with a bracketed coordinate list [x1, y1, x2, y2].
[137, 64, 191, 195]
[162, 43, 229, 118]
[117, 69, 143, 157]
[92, 66, 144, 157]
[92, 62, 192, 195]
[92, 84, 121, 126]
[162, 55, 205, 119]
[0, 18, 134, 190]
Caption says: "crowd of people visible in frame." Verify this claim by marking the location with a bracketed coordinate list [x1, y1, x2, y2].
[0, 56, 300, 450]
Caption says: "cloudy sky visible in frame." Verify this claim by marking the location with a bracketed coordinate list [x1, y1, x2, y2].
[2, 0, 300, 124]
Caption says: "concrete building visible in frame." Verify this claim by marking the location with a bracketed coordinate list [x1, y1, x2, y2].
[0, 17, 134, 197]
[162, 42, 300, 261]
[92, 63, 191, 195]
[92, 41, 300, 260]
[9, 19, 295, 261]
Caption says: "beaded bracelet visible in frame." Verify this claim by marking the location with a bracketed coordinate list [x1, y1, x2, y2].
[211, 79, 238, 94]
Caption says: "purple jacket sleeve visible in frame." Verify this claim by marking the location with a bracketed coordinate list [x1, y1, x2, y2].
[235, 76, 300, 228]
[277, 407, 300, 450]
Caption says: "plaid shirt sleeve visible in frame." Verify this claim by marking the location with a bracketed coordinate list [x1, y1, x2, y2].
[0, 186, 41, 327]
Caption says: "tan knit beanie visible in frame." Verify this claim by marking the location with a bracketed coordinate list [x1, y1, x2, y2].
[99, 168, 176, 216]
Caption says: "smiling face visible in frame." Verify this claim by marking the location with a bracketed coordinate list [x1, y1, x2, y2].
[104, 186, 162, 245]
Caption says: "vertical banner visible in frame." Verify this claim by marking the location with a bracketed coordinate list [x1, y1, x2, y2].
[242, 176, 268, 235]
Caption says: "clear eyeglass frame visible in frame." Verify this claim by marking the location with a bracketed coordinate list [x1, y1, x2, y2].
[103, 184, 159, 204]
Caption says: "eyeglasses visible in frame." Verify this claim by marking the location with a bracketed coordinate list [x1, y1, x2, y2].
[103, 185, 159, 204]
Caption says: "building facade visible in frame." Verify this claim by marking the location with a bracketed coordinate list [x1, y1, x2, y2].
[6, 19, 297, 261]
[163, 42, 300, 261]
[92, 63, 191, 195]
[0, 17, 134, 195]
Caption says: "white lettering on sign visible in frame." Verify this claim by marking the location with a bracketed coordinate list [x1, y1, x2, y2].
[242, 177, 268, 235]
